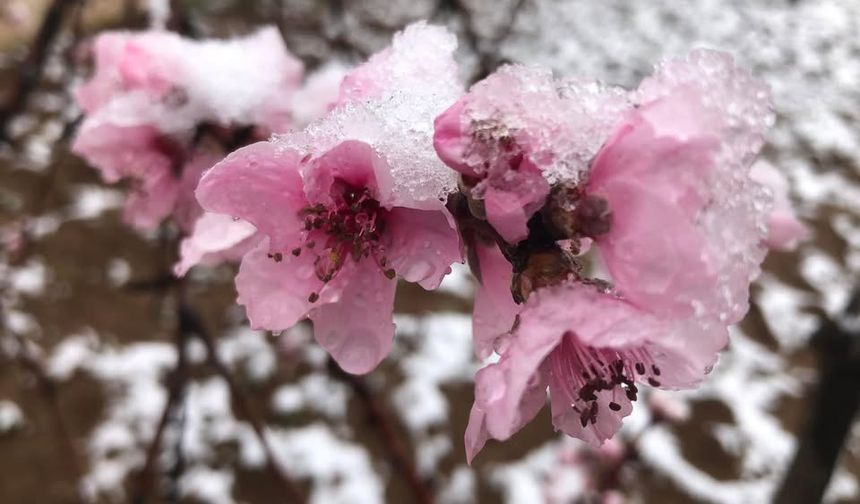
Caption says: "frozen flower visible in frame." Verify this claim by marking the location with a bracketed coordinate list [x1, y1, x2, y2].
[750, 160, 810, 251]
[196, 22, 463, 374]
[434, 66, 627, 244]
[177, 62, 350, 275]
[72, 27, 303, 231]
[461, 50, 775, 460]
[582, 50, 774, 324]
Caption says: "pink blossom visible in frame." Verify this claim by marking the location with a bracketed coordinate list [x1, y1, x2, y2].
[72, 27, 303, 231]
[461, 50, 774, 461]
[198, 140, 460, 373]
[466, 282, 728, 463]
[196, 22, 463, 373]
[750, 161, 810, 251]
[586, 50, 774, 324]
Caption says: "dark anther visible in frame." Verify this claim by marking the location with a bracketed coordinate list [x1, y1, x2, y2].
[268, 252, 283, 262]
[291, 248, 302, 257]
[384, 268, 396, 279]
[308, 292, 319, 303]
[306, 241, 315, 249]
[648, 377, 661, 387]
[609, 401, 622, 412]
[652, 364, 661, 376]
[635, 362, 646, 375]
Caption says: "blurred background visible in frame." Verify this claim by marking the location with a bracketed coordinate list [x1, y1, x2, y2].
[1, 0, 858, 503]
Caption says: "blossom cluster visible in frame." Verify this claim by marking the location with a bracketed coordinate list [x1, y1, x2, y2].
[71, 22, 808, 461]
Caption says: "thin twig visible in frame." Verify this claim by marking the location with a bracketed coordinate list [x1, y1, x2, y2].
[132, 278, 190, 504]
[439, 0, 528, 81]
[180, 302, 307, 504]
[7, 332, 85, 504]
[0, 0, 81, 142]
[328, 358, 435, 504]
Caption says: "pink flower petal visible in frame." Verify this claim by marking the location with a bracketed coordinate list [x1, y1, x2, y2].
[472, 242, 520, 359]
[432, 100, 474, 176]
[482, 181, 546, 245]
[123, 168, 180, 230]
[749, 161, 810, 251]
[174, 212, 260, 276]
[464, 403, 491, 465]
[594, 179, 718, 317]
[236, 240, 329, 331]
[196, 141, 307, 254]
[473, 356, 550, 442]
[305, 140, 395, 208]
[383, 207, 462, 290]
[309, 260, 396, 374]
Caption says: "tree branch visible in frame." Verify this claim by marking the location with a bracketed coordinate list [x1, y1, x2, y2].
[0, 0, 81, 142]
[773, 288, 860, 504]
[180, 301, 308, 504]
[328, 358, 435, 504]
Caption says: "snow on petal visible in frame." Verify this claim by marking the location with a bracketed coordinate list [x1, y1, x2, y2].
[336, 21, 460, 106]
[281, 22, 462, 211]
[433, 65, 628, 243]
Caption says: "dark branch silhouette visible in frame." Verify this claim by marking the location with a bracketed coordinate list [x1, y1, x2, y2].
[773, 288, 860, 504]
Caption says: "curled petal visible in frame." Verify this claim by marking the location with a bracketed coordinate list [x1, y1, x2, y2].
[433, 100, 474, 176]
[464, 403, 491, 465]
[174, 213, 260, 276]
[471, 242, 520, 359]
[474, 356, 550, 444]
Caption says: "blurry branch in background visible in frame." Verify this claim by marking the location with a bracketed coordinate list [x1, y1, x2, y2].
[0, 4, 90, 497]
[328, 358, 436, 504]
[130, 234, 308, 503]
[0, 0, 82, 142]
[0, 321, 85, 504]
[438, 0, 527, 80]
[773, 287, 860, 504]
[132, 270, 190, 504]
[182, 298, 308, 504]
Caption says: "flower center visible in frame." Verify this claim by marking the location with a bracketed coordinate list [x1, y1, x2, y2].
[548, 331, 662, 428]
[296, 182, 392, 285]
